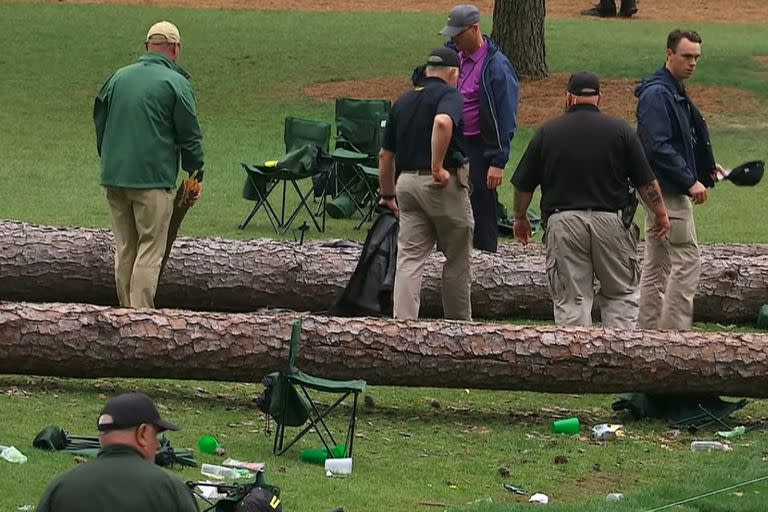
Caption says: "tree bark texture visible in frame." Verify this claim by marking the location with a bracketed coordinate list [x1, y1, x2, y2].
[1, 301, 767, 397]
[491, 0, 548, 79]
[1, 220, 767, 322]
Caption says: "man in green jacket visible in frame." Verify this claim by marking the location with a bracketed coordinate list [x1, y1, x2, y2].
[94, 20, 205, 308]
[36, 392, 198, 512]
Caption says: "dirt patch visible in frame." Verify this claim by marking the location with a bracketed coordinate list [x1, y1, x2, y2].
[11, 0, 768, 23]
[304, 73, 764, 127]
[753, 56, 768, 66]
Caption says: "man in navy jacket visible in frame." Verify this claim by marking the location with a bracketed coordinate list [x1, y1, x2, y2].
[441, 4, 519, 253]
[635, 29, 725, 330]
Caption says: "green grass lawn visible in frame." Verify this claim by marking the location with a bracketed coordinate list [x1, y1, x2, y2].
[1, 4, 767, 242]
[1, 376, 767, 512]
[1, 3, 768, 511]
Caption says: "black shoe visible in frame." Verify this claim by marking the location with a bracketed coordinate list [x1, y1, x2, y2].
[580, 5, 617, 17]
[619, 0, 638, 16]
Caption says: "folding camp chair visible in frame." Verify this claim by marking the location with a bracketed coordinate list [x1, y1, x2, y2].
[319, 98, 391, 231]
[269, 319, 366, 458]
[240, 117, 331, 233]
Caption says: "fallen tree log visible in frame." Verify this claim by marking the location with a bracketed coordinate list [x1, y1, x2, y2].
[1, 220, 767, 322]
[1, 301, 767, 396]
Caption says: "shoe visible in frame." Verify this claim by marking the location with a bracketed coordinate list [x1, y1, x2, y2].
[580, 5, 617, 17]
[619, 0, 638, 16]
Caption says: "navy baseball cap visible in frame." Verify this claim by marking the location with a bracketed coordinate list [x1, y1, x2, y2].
[97, 392, 180, 432]
[439, 4, 481, 37]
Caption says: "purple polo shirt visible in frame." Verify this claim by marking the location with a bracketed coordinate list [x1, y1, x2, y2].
[459, 40, 488, 137]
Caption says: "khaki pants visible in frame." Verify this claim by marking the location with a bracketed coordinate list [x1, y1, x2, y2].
[544, 210, 640, 328]
[393, 171, 474, 320]
[638, 193, 699, 330]
[106, 187, 174, 309]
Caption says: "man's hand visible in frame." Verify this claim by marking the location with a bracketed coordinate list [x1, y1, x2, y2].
[487, 166, 504, 190]
[713, 163, 728, 182]
[689, 181, 708, 204]
[188, 183, 203, 205]
[652, 212, 671, 239]
[378, 197, 399, 217]
[514, 216, 532, 245]
[432, 168, 451, 187]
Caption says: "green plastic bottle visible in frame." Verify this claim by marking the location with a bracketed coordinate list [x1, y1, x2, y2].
[300, 444, 346, 464]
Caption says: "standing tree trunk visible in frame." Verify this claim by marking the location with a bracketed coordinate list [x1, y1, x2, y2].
[2, 301, 768, 397]
[492, 0, 548, 79]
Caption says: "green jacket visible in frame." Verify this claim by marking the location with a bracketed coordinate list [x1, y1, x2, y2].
[94, 52, 204, 189]
[36, 444, 198, 512]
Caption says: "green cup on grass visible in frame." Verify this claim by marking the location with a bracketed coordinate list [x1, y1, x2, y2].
[552, 417, 580, 434]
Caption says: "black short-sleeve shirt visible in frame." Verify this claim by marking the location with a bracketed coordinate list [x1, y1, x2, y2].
[382, 77, 466, 172]
[512, 104, 655, 216]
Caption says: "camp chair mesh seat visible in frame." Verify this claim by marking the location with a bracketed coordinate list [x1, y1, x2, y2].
[240, 116, 331, 233]
[269, 319, 366, 458]
[319, 98, 391, 231]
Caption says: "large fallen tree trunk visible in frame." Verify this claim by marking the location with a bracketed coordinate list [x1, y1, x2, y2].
[2, 220, 767, 322]
[1, 301, 767, 396]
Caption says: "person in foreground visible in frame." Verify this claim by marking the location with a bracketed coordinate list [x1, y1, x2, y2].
[512, 72, 670, 328]
[379, 47, 474, 321]
[635, 29, 725, 330]
[94, 20, 205, 309]
[36, 392, 198, 512]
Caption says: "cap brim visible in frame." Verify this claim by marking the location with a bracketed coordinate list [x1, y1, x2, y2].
[154, 420, 180, 432]
[439, 25, 465, 37]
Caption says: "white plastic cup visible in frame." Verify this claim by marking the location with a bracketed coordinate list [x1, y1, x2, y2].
[324, 457, 353, 475]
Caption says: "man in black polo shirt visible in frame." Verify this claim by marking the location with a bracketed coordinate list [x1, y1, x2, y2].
[511, 72, 670, 328]
[36, 392, 198, 512]
[378, 47, 473, 320]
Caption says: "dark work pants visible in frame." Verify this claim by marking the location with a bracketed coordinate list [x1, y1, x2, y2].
[466, 135, 498, 253]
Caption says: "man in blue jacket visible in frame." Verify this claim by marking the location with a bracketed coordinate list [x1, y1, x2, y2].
[635, 29, 725, 330]
[440, 4, 519, 253]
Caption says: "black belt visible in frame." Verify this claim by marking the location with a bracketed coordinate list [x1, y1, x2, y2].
[400, 168, 458, 175]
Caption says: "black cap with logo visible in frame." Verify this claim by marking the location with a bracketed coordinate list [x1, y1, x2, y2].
[97, 392, 180, 432]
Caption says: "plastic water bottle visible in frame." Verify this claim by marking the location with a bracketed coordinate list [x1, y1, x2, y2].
[690, 441, 732, 452]
[201, 463, 246, 480]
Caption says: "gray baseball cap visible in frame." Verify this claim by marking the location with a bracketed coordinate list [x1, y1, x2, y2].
[439, 4, 481, 37]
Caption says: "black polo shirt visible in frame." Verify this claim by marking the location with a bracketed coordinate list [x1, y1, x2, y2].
[382, 76, 466, 172]
[512, 104, 655, 216]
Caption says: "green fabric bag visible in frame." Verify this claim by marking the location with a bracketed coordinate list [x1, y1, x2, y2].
[267, 372, 311, 427]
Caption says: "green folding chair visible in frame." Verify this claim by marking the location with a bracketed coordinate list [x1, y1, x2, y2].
[319, 98, 391, 231]
[269, 319, 366, 458]
[240, 117, 331, 233]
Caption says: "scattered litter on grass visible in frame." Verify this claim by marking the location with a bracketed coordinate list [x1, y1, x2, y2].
[497, 466, 510, 477]
[503, 483, 527, 495]
[17, 505, 33, 511]
[528, 493, 549, 504]
[606, 493, 624, 502]
[592, 424, 625, 441]
[0, 446, 28, 464]
[419, 501, 450, 507]
[399, 431, 412, 438]
[717, 426, 746, 439]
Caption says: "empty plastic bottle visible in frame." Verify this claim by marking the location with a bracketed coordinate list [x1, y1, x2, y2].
[201, 463, 252, 480]
[690, 441, 732, 452]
